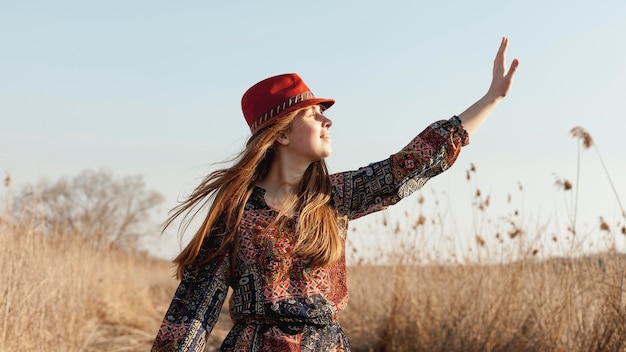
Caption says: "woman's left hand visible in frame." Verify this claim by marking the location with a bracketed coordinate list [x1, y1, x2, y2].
[486, 37, 519, 100]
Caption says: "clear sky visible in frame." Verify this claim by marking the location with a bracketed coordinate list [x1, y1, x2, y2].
[2, 1, 625, 261]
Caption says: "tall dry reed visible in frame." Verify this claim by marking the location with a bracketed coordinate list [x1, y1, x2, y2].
[0, 213, 177, 352]
[2, 125, 624, 351]
[340, 254, 626, 351]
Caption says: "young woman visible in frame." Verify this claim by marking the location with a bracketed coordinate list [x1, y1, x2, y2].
[152, 37, 519, 351]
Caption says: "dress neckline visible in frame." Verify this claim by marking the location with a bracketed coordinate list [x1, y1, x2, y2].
[251, 185, 298, 219]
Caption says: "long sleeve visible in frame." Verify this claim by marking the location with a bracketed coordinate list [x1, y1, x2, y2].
[151, 238, 231, 352]
[330, 116, 469, 220]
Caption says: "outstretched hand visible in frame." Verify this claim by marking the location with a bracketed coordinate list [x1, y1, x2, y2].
[456, 37, 520, 136]
[487, 37, 519, 99]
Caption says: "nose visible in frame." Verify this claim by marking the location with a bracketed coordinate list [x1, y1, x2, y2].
[322, 115, 332, 128]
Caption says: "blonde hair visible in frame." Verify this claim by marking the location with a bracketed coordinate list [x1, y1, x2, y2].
[166, 110, 344, 279]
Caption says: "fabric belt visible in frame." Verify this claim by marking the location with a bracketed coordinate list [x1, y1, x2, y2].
[236, 315, 332, 335]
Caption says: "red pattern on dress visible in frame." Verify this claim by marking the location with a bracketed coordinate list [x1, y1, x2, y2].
[152, 117, 469, 351]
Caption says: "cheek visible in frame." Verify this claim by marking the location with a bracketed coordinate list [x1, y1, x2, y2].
[296, 125, 317, 141]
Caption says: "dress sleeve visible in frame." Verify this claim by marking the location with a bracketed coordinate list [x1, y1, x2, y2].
[151, 238, 231, 352]
[330, 116, 469, 221]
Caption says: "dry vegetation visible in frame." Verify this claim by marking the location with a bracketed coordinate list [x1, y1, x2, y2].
[2, 211, 626, 351]
[3, 187, 626, 352]
[342, 257, 626, 351]
[0, 215, 177, 351]
[2, 127, 625, 351]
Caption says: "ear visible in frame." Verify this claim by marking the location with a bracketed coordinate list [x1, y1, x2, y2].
[276, 133, 289, 146]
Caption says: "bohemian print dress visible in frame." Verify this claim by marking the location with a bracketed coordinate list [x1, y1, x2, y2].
[152, 117, 469, 351]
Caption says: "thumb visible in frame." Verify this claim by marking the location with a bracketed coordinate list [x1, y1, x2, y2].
[506, 58, 520, 79]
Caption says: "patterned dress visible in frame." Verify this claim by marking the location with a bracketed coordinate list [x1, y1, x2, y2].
[152, 117, 469, 351]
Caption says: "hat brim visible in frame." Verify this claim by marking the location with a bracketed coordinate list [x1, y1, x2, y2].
[252, 97, 335, 135]
[282, 97, 335, 115]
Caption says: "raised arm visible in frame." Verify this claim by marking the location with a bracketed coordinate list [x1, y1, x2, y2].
[330, 117, 468, 221]
[457, 37, 519, 136]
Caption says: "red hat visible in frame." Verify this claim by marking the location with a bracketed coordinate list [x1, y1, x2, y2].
[241, 73, 335, 135]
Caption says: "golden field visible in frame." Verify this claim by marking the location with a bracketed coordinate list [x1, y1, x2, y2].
[3, 130, 625, 351]
[1, 212, 625, 352]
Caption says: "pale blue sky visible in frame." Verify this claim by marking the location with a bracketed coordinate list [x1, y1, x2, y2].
[2, 1, 625, 260]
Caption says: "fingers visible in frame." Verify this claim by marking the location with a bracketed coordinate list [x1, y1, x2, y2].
[496, 37, 507, 59]
[488, 38, 519, 98]
[494, 37, 508, 74]
[495, 37, 520, 76]
[498, 37, 507, 55]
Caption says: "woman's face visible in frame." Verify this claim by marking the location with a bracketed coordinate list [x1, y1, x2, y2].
[282, 105, 333, 163]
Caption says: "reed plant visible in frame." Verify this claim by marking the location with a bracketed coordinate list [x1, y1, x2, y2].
[341, 251, 626, 351]
[0, 209, 177, 351]
[338, 127, 626, 351]
[1, 126, 624, 351]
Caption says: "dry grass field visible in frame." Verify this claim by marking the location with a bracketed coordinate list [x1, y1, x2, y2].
[2, 210, 626, 352]
[0, 215, 174, 351]
[0, 127, 626, 352]
[341, 258, 626, 351]
[2, 133, 625, 351]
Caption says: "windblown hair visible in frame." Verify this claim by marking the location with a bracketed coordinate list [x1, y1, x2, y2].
[165, 110, 344, 280]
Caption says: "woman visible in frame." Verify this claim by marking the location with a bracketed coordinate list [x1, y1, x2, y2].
[152, 37, 519, 351]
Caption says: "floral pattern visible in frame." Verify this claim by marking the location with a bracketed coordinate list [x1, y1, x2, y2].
[152, 116, 469, 351]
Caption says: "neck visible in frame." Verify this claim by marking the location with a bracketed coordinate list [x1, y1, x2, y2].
[256, 152, 311, 214]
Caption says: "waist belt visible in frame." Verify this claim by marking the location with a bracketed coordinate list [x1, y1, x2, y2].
[236, 315, 333, 335]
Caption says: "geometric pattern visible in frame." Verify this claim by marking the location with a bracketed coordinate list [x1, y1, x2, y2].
[152, 116, 469, 351]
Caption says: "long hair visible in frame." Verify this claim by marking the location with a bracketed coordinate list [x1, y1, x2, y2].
[165, 110, 344, 279]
